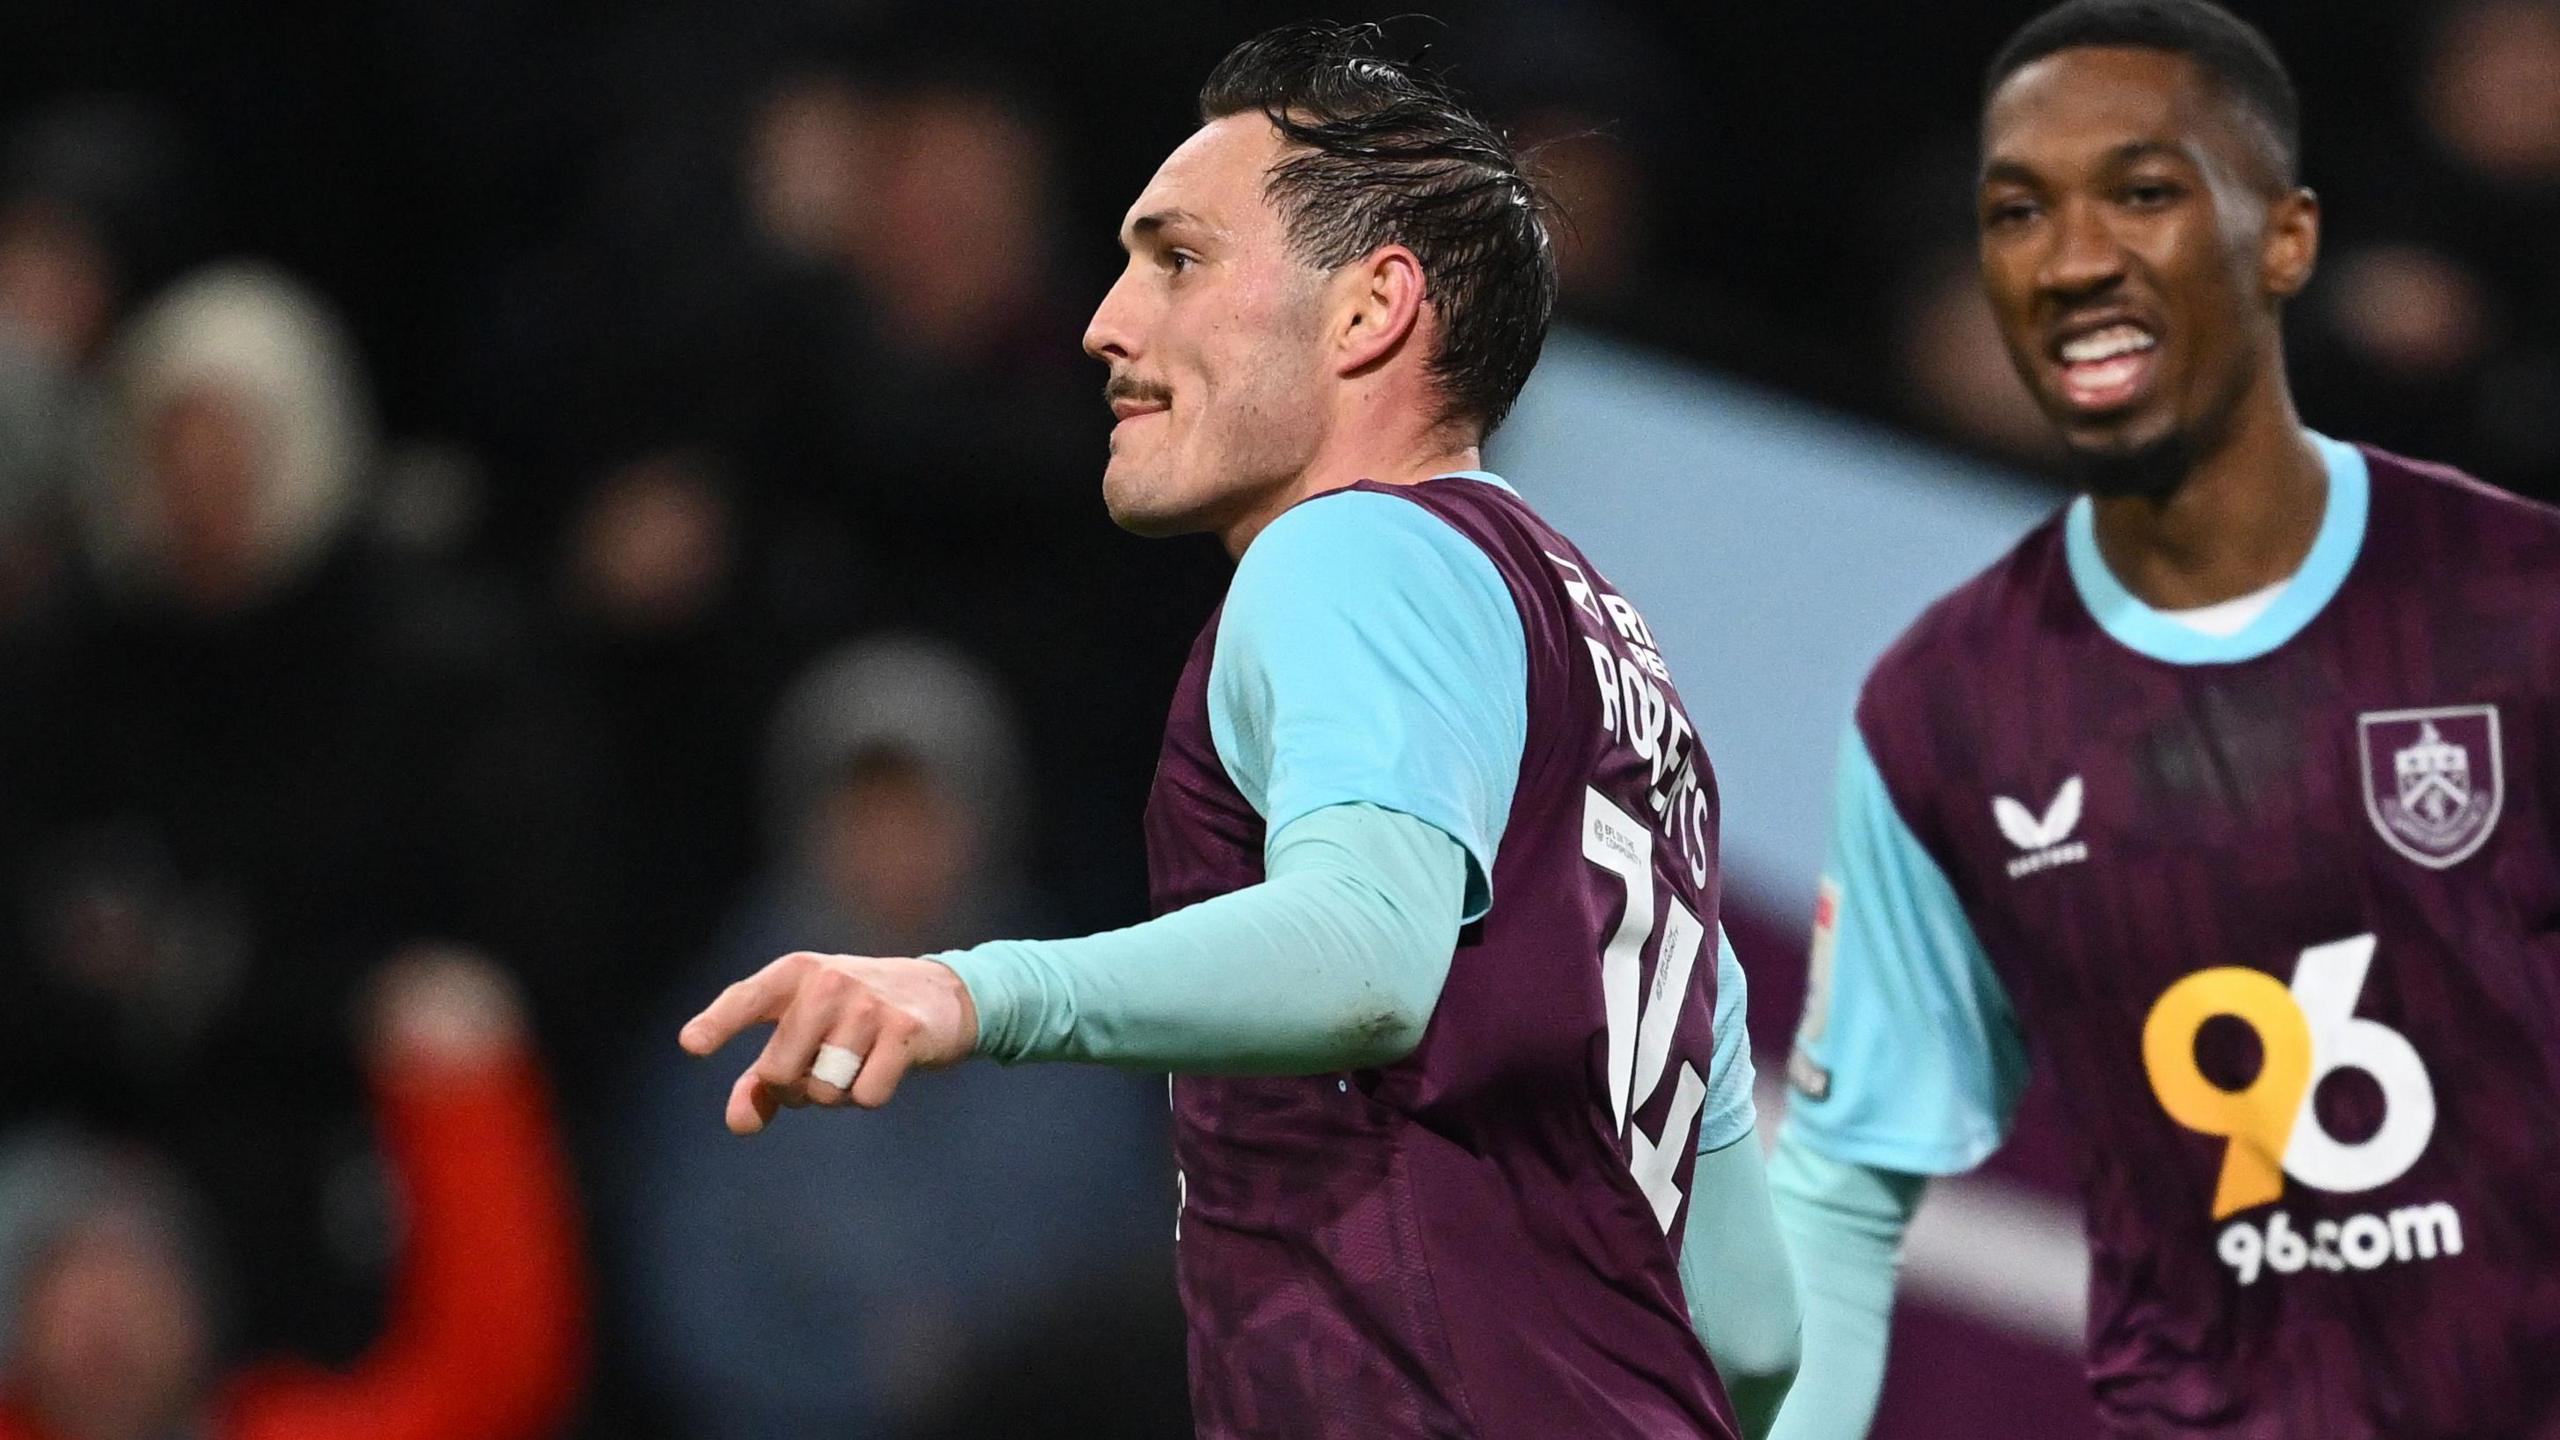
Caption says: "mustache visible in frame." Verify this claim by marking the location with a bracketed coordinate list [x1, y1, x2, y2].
[1102, 375, 1173, 409]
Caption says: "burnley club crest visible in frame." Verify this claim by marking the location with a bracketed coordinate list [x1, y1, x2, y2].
[2360, 705, 2503, 869]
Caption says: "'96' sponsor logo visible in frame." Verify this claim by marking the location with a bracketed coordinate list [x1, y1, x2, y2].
[2141, 934, 2464, 1285]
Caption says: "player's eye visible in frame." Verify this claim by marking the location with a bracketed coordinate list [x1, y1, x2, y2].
[2122, 180, 2183, 210]
[1164, 249, 1200, 276]
[1982, 197, 2041, 231]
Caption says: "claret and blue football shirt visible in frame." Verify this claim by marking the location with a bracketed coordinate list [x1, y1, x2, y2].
[1787, 434, 2560, 1437]
[1155, 472, 1749, 1439]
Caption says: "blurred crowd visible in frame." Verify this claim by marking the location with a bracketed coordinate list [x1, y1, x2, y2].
[0, 0, 2551, 1436]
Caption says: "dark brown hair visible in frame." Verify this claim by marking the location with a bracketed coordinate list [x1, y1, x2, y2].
[1200, 21, 1557, 437]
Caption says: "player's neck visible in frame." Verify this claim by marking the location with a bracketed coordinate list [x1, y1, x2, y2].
[2086, 385, 2326, 612]
[1218, 434, 1485, 558]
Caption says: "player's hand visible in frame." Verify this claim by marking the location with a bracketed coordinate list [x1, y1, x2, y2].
[677, 951, 978, 1133]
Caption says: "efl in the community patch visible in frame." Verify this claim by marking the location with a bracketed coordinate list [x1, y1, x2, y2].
[2360, 704, 2503, 870]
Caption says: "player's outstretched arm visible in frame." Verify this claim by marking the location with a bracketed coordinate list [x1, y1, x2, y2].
[676, 800, 1469, 1125]
[941, 799, 1465, 1071]
[1764, 1134, 1925, 1440]
[675, 493, 1521, 1123]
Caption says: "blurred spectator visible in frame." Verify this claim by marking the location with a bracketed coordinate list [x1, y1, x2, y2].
[742, 71, 882, 269]
[543, 446, 773, 1066]
[750, 60, 1094, 539]
[0, 98, 195, 628]
[0, 97, 192, 369]
[80, 263, 372, 616]
[0, 949, 585, 1440]
[717, 50, 1221, 933]
[749, 637, 1039, 954]
[620, 636, 1178, 1440]
[2300, 0, 2560, 499]
[2421, 0, 2560, 191]
[863, 82, 1057, 367]
[0, 262, 598, 1356]
[2320, 243, 2497, 386]
[2412, 0, 2560, 491]
[566, 447, 738, 640]
[471, 45, 1103, 638]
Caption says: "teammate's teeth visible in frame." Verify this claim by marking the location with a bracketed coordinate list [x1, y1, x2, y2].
[2060, 326, 2158, 364]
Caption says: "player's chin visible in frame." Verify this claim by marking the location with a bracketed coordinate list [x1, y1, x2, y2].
[2059, 399, 2174, 449]
[2054, 407, 2191, 497]
[1102, 463, 1198, 537]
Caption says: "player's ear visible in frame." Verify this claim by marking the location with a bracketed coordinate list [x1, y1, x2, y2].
[1332, 243, 1426, 377]
[2261, 186, 2319, 301]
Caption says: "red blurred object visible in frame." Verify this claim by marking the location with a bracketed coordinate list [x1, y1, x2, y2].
[0, 1049, 587, 1440]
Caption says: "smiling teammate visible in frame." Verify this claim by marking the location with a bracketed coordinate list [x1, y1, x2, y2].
[1768, 2, 2560, 1436]
[678, 24, 1800, 1438]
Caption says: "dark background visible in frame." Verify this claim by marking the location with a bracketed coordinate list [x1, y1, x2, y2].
[0, 1, 2552, 1435]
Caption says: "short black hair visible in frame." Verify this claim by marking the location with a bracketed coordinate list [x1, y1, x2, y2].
[1199, 21, 1556, 438]
[1985, 0, 2301, 185]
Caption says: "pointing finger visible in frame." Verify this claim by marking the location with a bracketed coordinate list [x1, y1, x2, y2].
[680, 955, 804, 1055]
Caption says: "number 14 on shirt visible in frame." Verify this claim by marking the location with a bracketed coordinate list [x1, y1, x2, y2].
[1584, 786, 1710, 1233]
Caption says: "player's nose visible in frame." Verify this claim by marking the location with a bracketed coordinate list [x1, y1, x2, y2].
[1084, 270, 1141, 365]
[2037, 195, 2129, 298]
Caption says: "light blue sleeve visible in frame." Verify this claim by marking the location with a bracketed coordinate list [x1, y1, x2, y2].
[1679, 1128, 1800, 1440]
[1765, 1135, 1925, 1440]
[1782, 727, 2028, 1176]
[943, 802, 1465, 1071]
[1698, 926, 1757, 1153]
[1683, 930, 1792, 1437]
[1210, 491, 1528, 921]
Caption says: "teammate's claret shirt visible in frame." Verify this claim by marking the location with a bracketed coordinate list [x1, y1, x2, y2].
[1790, 434, 2560, 1438]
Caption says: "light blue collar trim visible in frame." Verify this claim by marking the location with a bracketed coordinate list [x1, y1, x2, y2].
[1436, 468, 1518, 495]
[2063, 432, 2367, 665]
